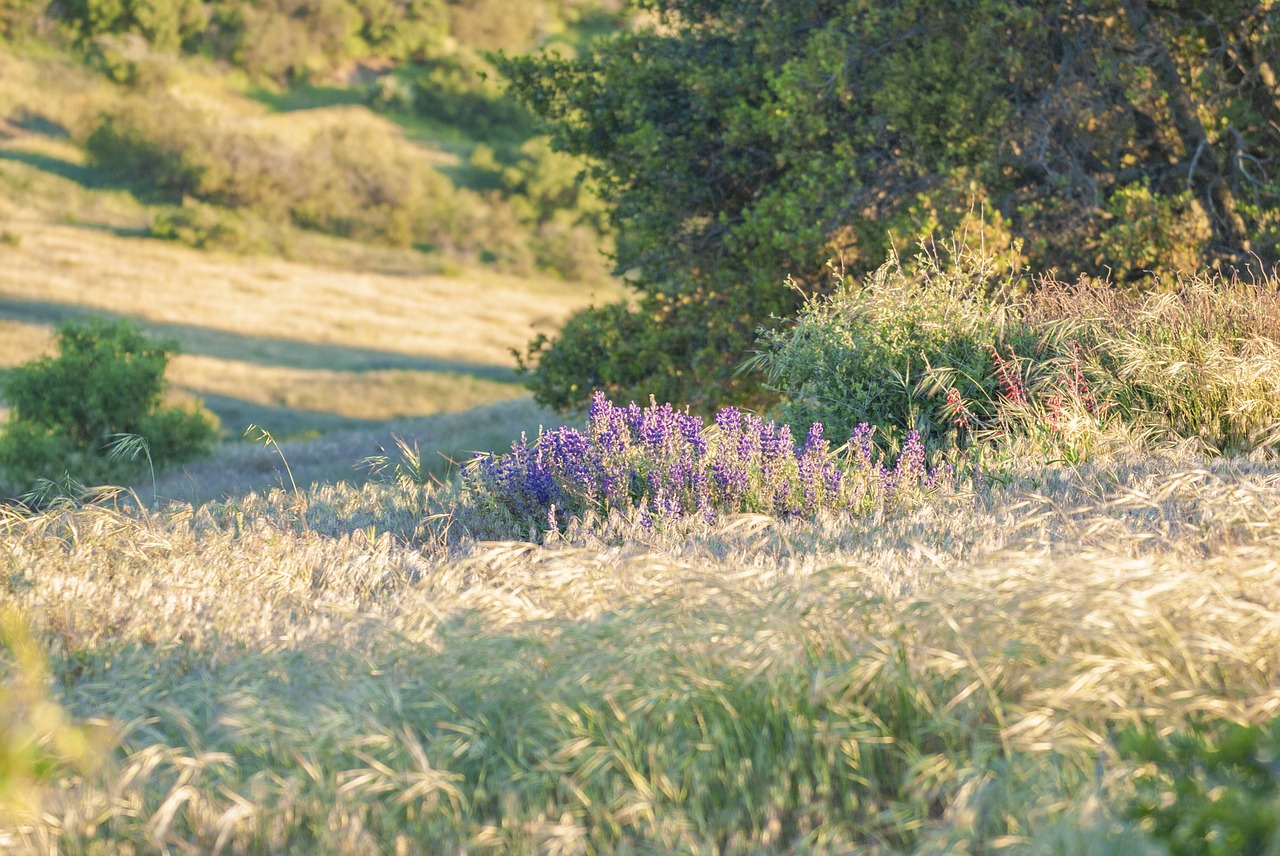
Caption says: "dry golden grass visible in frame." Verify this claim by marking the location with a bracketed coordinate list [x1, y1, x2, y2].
[0, 44, 623, 499]
[1, 446, 1278, 851]
[0, 220, 600, 369]
[0, 320, 52, 369]
[148, 396, 567, 504]
[167, 354, 525, 420]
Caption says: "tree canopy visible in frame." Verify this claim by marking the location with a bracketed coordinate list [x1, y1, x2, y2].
[500, 0, 1280, 412]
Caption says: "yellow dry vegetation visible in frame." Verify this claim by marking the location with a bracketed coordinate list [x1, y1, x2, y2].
[0, 221, 595, 369]
[2, 447, 1278, 850]
[0, 46, 621, 464]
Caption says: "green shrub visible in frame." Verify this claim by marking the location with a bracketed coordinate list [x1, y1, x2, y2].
[0, 318, 217, 497]
[85, 94, 209, 198]
[751, 251, 1036, 450]
[517, 300, 692, 414]
[89, 93, 454, 248]
[411, 53, 536, 142]
[0, 0, 47, 39]
[1119, 717, 1280, 856]
[755, 248, 1280, 461]
[207, 0, 359, 83]
[150, 198, 256, 251]
[62, 0, 206, 52]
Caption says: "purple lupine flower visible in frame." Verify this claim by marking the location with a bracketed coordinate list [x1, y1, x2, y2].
[879, 465, 898, 498]
[715, 406, 741, 435]
[772, 477, 793, 515]
[925, 461, 954, 490]
[803, 422, 826, 457]
[640, 399, 675, 449]
[850, 423, 874, 468]
[823, 462, 843, 500]
[760, 423, 791, 460]
[679, 413, 707, 458]
[895, 430, 927, 485]
[798, 450, 821, 508]
[475, 389, 946, 537]
[588, 390, 610, 426]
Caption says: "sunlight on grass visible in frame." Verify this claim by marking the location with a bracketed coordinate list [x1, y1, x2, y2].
[0, 223, 607, 369]
[3, 446, 1278, 852]
[167, 354, 526, 424]
[0, 319, 53, 367]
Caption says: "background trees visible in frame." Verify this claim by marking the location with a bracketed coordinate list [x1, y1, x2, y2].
[501, 0, 1280, 412]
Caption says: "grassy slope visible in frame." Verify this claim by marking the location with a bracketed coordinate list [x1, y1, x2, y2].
[0, 46, 621, 500]
[2, 447, 1278, 852]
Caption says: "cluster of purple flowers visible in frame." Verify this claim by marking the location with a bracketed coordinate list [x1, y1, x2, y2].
[467, 391, 952, 532]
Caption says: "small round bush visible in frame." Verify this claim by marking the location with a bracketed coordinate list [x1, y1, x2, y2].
[0, 318, 218, 496]
[754, 257, 1036, 449]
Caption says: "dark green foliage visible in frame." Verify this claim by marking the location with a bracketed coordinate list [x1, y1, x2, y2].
[499, 0, 1280, 411]
[1119, 717, 1280, 856]
[411, 53, 535, 142]
[61, 0, 206, 52]
[5, 319, 172, 447]
[516, 301, 665, 412]
[0, 319, 217, 495]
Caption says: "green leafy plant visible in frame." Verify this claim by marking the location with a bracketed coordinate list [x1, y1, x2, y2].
[1118, 717, 1280, 856]
[750, 248, 1035, 450]
[0, 318, 217, 498]
[499, 0, 1280, 412]
[0, 607, 110, 824]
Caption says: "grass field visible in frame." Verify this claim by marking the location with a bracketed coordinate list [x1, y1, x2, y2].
[2, 444, 1278, 852]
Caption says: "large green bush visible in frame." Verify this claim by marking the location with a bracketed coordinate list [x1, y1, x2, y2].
[0, 319, 217, 497]
[500, 0, 1280, 412]
[751, 250, 1036, 449]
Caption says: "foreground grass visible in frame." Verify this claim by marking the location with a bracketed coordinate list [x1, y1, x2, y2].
[2, 445, 1278, 852]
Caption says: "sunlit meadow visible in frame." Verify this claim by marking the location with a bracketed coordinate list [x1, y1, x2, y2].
[3, 385, 1280, 852]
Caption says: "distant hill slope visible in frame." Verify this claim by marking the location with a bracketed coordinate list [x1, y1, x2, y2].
[0, 37, 622, 501]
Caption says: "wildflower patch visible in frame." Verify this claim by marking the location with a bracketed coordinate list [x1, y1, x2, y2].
[466, 391, 953, 534]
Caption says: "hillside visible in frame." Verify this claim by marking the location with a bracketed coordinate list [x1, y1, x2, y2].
[0, 41, 622, 501]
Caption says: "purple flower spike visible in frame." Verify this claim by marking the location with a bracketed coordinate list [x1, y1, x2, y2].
[850, 423, 874, 468]
[469, 391, 945, 537]
[803, 422, 825, 457]
[895, 430, 927, 485]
